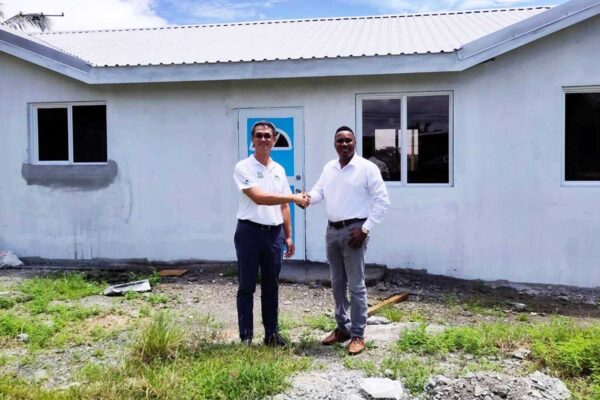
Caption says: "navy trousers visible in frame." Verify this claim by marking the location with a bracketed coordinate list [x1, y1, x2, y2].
[234, 220, 284, 341]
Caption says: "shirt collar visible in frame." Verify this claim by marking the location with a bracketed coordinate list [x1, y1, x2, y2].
[336, 153, 360, 170]
[250, 154, 273, 170]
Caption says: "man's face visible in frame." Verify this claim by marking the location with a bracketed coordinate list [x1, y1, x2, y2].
[335, 130, 356, 161]
[251, 124, 276, 156]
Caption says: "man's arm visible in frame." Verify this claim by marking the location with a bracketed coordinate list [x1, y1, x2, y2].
[243, 187, 308, 207]
[348, 165, 390, 248]
[280, 203, 295, 258]
[363, 165, 391, 232]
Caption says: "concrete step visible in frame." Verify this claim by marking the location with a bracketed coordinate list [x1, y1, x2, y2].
[280, 261, 387, 286]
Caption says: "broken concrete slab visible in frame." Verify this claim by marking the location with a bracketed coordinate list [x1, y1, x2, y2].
[360, 377, 404, 400]
[0, 251, 24, 268]
[103, 280, 151, 296]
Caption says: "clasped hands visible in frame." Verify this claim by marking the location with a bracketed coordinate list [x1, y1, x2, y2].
[292, 192, 311, 209]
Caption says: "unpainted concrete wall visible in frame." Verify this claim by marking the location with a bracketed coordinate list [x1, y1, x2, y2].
[1, 16, 599, 286]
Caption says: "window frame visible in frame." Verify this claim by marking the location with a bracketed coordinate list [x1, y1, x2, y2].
[356, 91, 454, 187]
[29, 101, 108, 166]
[562, 86, 600, 187]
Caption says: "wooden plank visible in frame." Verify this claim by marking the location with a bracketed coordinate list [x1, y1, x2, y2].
[158, 269, 189, 277]
[367, 292, 409, 316]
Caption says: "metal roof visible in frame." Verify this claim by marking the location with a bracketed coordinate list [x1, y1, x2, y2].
[32, 7, 549, 67]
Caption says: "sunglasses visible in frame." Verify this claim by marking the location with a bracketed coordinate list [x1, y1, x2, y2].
[254, 133, 275, 140]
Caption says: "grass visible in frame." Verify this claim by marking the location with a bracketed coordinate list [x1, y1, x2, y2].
[396, 318, 600, 399]
[304, 314, 336, 332]
[18, 274, 105, 314]
[0, 312, 311, 400]
[381, 356, 440, 394]
[147, 294, 169, 305]
[0, 274, 107, 348]
[376, 305, 404, 322]
[133, 312, 185, 363]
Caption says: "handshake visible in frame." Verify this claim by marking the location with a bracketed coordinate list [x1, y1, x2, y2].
[292, 192, 311, 209]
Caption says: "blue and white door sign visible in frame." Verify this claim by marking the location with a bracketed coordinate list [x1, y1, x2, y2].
[238, 108, 305, 260]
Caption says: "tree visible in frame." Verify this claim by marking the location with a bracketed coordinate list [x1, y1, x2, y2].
[0, 3, 53, 31]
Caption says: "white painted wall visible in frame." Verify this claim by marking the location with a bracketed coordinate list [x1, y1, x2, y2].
[1, 16, 599, 286]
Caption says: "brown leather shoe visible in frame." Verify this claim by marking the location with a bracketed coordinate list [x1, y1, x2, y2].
[321, 329, 351, 346]
[347, 337, 365, 355]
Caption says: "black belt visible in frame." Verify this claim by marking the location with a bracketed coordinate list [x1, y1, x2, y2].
[328, 218, 366, 229]
[238, 219, 282, 231]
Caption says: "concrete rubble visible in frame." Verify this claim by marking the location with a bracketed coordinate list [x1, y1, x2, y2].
[0, 250, 23, 268]
[103, 279, 151, 296]
[360, 377, 404, 399]
[423, 371, 571, 400]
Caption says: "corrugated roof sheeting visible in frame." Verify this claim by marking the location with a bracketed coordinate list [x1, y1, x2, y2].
[33, 7, 548, 67]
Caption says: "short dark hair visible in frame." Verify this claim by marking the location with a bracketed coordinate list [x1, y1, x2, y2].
[335, 126, 355, 137]
[251, 120, 277, 137]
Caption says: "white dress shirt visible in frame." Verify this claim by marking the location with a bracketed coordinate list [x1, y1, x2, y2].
[233, 155, 291, 226]
[308, 154, 390, 232]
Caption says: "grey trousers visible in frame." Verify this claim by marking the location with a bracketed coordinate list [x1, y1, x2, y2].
[326, 221, 368, 338]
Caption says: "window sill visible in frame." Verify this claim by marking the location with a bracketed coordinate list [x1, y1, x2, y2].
[21, 160, 118, 189]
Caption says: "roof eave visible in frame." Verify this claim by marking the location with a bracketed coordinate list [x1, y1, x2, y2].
[87, 53, 461, 84]
[457, 0, 600, 68]
[0, 28, 92, 81]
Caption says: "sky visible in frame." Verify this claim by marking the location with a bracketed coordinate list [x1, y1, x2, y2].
[0, 0, 566, 31]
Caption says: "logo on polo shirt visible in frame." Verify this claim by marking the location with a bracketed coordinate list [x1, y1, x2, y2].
[273, 174, 281, 182]
[243, 178, 250, 185]
[257, 171, 264, 179]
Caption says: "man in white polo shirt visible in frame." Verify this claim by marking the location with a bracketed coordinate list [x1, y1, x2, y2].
[307, 126, 390, 355]
[233, 120, 308, 347]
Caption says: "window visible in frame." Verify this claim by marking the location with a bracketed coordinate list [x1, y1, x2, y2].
[30, 102, 107, 164]
[564, 89, 600, 183]
[359, 93, 452, 185]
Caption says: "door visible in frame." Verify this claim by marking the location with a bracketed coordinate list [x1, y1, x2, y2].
[238, 108, 305, 260]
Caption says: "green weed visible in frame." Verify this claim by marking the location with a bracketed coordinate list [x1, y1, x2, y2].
[133, 312, 185, 363]
[376, 305, 403, 322]
[0, 298, 15, 310]
[382, 356, 439, 394]
[18, 274, 105, 314]
[147, 294, 169, 305]
[304, 314, 336, 332]
[396, 318, 600, 399]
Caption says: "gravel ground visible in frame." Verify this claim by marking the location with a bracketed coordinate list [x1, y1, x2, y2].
[1, 264, 598, 398]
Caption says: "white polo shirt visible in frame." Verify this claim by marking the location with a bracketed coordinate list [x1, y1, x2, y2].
[233, 155, 291, 226]
[308, 154, 390, 232]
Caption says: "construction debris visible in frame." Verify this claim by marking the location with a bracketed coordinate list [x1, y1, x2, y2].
[367, 293, 409, 316]
[103, 279, 151, 296]
[158, 269, 189, 277]
[0, 250, 24, 268]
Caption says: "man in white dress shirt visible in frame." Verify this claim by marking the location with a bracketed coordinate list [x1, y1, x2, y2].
[307, 126, 390, 355]
[233, 121, 308, 346]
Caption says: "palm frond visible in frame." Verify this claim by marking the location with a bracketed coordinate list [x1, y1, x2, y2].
[1, 12, 52, 31]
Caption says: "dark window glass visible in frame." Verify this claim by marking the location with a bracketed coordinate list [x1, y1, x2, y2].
[407, 95, 450, 184]
[362, 99, 401, 181]
[37, 108, 68, 161]
[565, 93, 600, 181]
[274, 132, 290, 148]
[73, 105, 107, 163]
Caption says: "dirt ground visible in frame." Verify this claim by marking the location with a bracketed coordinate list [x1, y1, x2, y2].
[0, 263, 599, 396]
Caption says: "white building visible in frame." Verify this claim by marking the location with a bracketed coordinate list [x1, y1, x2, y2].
[1, 0, 599, 287]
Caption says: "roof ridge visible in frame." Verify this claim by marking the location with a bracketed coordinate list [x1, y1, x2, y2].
[34, 5, 552, 36]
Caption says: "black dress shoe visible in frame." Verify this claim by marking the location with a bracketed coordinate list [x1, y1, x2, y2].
[263, 333, 287, 347]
